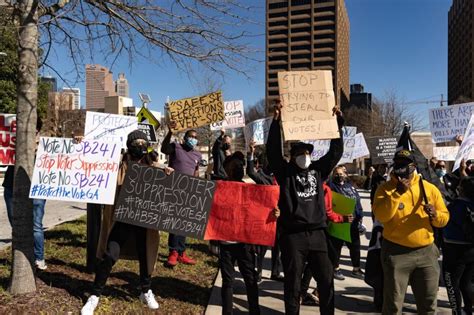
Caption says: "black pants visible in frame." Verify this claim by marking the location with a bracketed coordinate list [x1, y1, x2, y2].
[168, 233, 186, 254]
[271, 230, 283, 277]
[254, 245, 267, 277]
[219, 243, 260, 315]
[442, 242, 474, 315]
[301, 263, 314, 295]
[280, 230, 334, 315]
[330, 221, 361, 268]
[93, 222, 150, 296]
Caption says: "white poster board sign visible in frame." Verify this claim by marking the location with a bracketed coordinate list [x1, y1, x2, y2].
[453, 114, 474, 171]
[429, 102, 474, 143]
[84, 112, 138, 148]
[432, 146, 459, 161]
[29, 137, 122, 204]
[244, 117, 273, 145]
[306, 132, 368, 164]
[0, 114, 16, 165]
[210, 100, 246, 130]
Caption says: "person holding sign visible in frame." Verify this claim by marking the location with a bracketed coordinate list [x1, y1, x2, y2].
[219, 152, 262, 315]
[82, 130, 173, 315]
[212, 128, 232, 180]
[266, 101, 344, 315]
[246, 141, 283, 282]
[161, 121, 201, 267]
[329, 166, 364, 280]
[373, 150, 449, 315]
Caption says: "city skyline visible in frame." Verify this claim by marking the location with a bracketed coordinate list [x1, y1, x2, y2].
[44, 0, 452, 130]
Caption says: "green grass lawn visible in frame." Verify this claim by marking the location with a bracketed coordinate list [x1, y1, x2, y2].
[0, 216, 219, 314]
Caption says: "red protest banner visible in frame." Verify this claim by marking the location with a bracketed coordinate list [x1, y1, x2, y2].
[204, 181, 279, 246]
[0, 114, 16, 165]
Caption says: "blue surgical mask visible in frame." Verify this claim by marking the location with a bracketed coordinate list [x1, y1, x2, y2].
[435, 169, 446, 178]
[185, 137, 198, 148]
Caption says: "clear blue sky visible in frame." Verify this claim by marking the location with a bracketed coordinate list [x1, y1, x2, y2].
[44, 0, 452, 129]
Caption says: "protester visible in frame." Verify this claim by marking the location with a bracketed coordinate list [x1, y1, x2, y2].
[329, 166, 364, 280]
[219, 152, 261, 315]
[81, 130, 173, 315]
[3, 117, 48, 270]
[212, 128, 232, 180]
[246, 141, 283, 282]
[373, 149, 450, 314]
[434, 160, 447, 183]
[161, 121, 201, 267]
[300, 181, 352, 306]
[266, 100, 344, 315]
[442, 176, 474, 315]
[364, 164, 388, 205]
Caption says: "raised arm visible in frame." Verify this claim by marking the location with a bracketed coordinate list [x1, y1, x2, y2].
[311, 108, 344, 180]
[161, 121, 176, 155]
[266, 104, 286, 173]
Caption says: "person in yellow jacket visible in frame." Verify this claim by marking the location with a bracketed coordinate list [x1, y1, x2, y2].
[373, 149, 449, 315]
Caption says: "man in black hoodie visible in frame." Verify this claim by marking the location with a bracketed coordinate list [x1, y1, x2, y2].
[266, 102, 344, 315]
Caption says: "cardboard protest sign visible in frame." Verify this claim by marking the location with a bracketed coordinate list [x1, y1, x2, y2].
[204, 181, 279, 246]
[429, 102, 474, 143]
[0, 114, 16, 165]
[327, 191, 356, 243]
[29, 137, 121, 204]
[114, 163, 216, 239]
[278, 70, 339, 141]
[168, 91, 224, 131]
[84, 112, 138, 148]
[137, 123, 157, 143]
[367, 137, 398, 165]
[244, 117, 273, 145]
[453, 114, 474, 171]
[432, 146, 460, 161]
[210, 100, 245, 130]
[137, 106, 161, 129]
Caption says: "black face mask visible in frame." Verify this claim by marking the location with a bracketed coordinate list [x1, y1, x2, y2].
[222, 143, 230, 151]
[393, 164, 416, 179]
[333, 175, 344, 183]
[129, 145, 147, 159]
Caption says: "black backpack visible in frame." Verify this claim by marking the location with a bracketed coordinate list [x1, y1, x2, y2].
[462, 204, 474, 243]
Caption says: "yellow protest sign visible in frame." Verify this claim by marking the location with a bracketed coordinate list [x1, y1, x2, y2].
[168, 91, 224, 131]
[137, 107, 160, 129]
[278, 70, 339, 141]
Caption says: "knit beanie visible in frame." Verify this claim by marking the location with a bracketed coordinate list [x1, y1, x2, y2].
[126, 130, 149, 149]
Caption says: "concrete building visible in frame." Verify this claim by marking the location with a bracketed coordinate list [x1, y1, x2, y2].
[104, 95, 133, 115]
[45, 91, 74, 136]
[85, 64, 115, 110]
[115, 73, 129, 98]
[266, 0, 350, 110]
[62, 87, 81, 110]
[348, 83, 372, 110]
[448, 0, 474, 104]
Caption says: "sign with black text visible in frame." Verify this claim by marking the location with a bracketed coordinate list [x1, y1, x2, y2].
[114, 163, 216, 239]
[137, 123, 157, 143]
[367, 137, 398, 165]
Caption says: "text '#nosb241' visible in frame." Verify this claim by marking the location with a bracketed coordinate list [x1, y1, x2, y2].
[114, 163, 217, 239]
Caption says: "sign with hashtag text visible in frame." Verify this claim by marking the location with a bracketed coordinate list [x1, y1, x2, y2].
[29, 137, 122, 204]
[114, 163, 216, 239]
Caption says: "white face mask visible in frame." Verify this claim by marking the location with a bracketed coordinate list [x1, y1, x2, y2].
[295, 155, 311, 169]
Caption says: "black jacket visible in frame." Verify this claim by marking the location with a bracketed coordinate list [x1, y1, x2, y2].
[212, 135, 227, 179]
[266, 118, 343, 233]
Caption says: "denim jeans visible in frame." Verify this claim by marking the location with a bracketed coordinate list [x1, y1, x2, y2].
[3, 186, 13, 226]
[168, 233, 186, 254]
[33, 199, 46, 261]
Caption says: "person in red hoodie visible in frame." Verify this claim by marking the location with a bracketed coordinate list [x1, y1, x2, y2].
[300, 182, 353, 305]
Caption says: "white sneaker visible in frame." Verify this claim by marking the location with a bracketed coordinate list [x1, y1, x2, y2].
[81, 295, 99, 315]
[139, 289, 159, 309]
[35, 259, 47, 270]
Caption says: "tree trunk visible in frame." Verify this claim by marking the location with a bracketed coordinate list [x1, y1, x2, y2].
[10, 0, 39, 294]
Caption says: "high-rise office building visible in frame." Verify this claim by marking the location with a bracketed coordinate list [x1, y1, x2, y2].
[349, 83, 372, 110]
[266, 0, 350, 110]
[40, 75, 57, 92]
[448, 0, 474, 104]
[62, 87, 81, 110]
[85, 64, 115, 110]
[115, 73, 129, 98]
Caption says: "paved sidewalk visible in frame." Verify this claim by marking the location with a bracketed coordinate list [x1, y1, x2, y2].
[205, 191, 451, 314]
[0, 199, 87, 250]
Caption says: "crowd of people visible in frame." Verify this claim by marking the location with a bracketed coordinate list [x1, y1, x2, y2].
[2, 104, 473, 315]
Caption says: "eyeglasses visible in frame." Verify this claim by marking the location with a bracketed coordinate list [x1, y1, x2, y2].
[132, 139, 148, 146]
